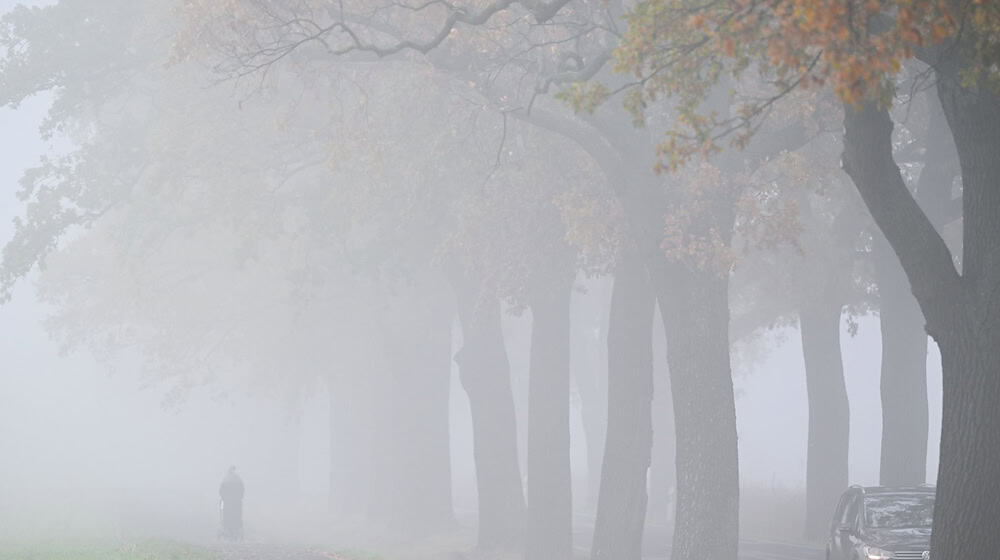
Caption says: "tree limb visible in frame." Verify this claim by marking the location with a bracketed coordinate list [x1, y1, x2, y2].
[841, 101, 961, 335]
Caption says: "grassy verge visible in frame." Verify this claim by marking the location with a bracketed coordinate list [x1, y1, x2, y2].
[0, 539, 214, 560]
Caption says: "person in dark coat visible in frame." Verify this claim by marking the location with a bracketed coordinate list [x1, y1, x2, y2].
[219, 465, 245, 540]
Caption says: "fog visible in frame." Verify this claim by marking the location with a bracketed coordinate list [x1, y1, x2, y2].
[0, 2, 987, 560]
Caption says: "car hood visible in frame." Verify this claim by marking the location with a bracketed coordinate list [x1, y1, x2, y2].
[862, 527, 931, 550]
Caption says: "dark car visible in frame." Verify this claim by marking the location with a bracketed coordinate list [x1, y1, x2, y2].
[826, 485, 934, 560]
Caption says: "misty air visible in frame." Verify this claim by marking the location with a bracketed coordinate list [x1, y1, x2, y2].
[0, 1, 995, 560]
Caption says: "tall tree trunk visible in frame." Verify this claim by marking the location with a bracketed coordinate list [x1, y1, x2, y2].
[517, 107, 742, 560]
[525, 263, 575, 560]
[799, 300, 850, 540]
[841, 70, 1000, 558]
[448, 266, 525, 550]
[874, 234, 929, 486]
[591, 250, 655, 560]
[928, 66, 1000, 560]
[654, 262, 739, 560]
[618, 164, 739, 560]
[872, 88, 957, 488]
[932, 323, 1000, 559]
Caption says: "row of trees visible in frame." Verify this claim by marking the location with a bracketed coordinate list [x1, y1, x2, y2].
[1, 1, 995, 560]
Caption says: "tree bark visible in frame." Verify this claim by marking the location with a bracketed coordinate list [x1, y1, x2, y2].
[799, 300, 850, 540]
[842, 74, 1000, 559]
[654, 261, 739, 560]
[448, 266, 526, 550]
[929, 67, 1000, 560]
[932, 324, 1000, 560]
[620, 161, 738, 560]
[591, 249, 655, 560]
[874, 233, 929, 487]
[874, 89, 957, 487]
[516, 107, 741, 560]
[841, 102, 959, 333]
[525, 262, 575, 560]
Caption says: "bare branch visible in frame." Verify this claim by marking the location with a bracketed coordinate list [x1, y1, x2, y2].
[218, 0, 577, 80]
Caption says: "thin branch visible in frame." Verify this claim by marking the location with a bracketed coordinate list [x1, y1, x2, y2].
[223, 0, 576, 79]
[482, 110, 509, 189]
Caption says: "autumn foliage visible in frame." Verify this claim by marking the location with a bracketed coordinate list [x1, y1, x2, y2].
[611, 0, 998, 168]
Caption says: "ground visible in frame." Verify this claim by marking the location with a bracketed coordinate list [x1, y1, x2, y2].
[0, 538, 823, 560]
[0, 540, 380, 560]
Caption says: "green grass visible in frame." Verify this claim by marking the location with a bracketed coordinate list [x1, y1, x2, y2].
[0, 539, 215, 560]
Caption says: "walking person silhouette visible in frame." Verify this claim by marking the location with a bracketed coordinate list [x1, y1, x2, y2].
[218, 465, 245, 541]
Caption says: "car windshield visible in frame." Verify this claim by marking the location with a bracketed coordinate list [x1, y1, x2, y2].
[864, 493, 935, 528]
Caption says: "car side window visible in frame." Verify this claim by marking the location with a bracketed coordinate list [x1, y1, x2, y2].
[843, 494, 860, 528]
[832, 494, 849, 529]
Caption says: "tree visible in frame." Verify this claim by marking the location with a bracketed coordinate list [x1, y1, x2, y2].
[875, 85, 960, 487]
[7, 4, 638, 553]
[608, 1, 1000, 557]
[185, 5, 833, 558]
[446, 260, 526, 549]
[442, 119, 608, 557]
[591, 246, 655, 560]
[0, 2, 510, 539]
[729, 140, 873, 540]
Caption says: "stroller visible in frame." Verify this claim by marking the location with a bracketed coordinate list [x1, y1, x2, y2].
[218, 497, 244, 541]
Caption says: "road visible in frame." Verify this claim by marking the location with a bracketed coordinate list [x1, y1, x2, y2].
[206, 539, 823, 560]
[204, 517, 825, 560]
[571, 519, 825, 560]
[738, 539, 825, 560]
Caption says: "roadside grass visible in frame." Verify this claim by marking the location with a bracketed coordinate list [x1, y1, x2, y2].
[0, 539, 214, 560]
